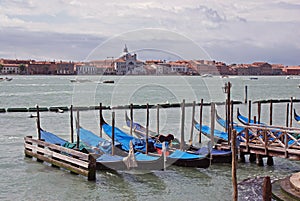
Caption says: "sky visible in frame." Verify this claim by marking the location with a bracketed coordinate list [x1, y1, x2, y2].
[0, 0, 299, 65]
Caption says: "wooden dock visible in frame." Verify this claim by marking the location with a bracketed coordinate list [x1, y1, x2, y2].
[24, 136, 96, 181]
[218, 124, 300, 166]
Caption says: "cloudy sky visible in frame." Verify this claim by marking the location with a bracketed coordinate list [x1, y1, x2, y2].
[0, 0, 299, 65]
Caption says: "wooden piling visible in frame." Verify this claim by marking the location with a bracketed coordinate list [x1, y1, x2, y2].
[231, 129, 238, 201]
[262, 176, 272, 201]
[267, 156, 274, 166]
[76, 110, 80, 149]
[36, 105, 41, 140]
[99, 103, 103, 138]
[112, 111, 115, 156]
[180, 99, 185, 151]
[290, 97, 293, 128]
[70, 105, 74, 143]
[230, 100, 234, 131]
[189, 101, 196, 145]
[244, 85, 248, 104]
[130, 103, 133, 136]
[270, 100, 273, 125]
[146, 103, 149, 154]
[258, 101, 261, 124]
[256, 154, 264, 166]
[156, 104, 160, 136]
[199, 99, 203, 143]
[286, 103, 289, 127]
[249, 153, 256, 163]
[248, 100, 252, 125]
[210, 103, 215, 148]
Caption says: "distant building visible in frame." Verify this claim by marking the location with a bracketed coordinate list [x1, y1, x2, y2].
[114, 45, 144, 75]
[0, 64, 20, 74]
[189, 60, 219, 75]
[56, 61, 75, 75]
[282, 66, 300, 75]
[169, 61, 189, 74]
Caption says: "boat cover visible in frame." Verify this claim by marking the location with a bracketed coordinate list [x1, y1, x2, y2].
[168, 149, 205, 160]
[102, 123, 155, 152]
[79, 127, 113, 154]
[40, 129, 67, 146]
[195, 124, 228, 141]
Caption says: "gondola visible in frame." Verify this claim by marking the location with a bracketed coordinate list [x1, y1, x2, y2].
[100, 113, 210, 168]
[125, 112, 232, 164]
[40, 128, 165, 171]
[216, 111, 245, 134]
[125, 111, 180, 149]
[294, 109, 300, 123]
[237, 108, 266, 125]
[193, 119, 228, 142]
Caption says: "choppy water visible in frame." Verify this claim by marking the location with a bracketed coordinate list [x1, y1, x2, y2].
[0, 75, 300, 200]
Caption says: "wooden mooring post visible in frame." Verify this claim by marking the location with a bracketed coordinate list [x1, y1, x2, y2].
[262, 176, 272, 201]
[180, 99, 185, 151]
[24, 136, 96, 181]
[231, 129, 238, 201]
[70, 105, 74, 143]
[198, 99, 203, 143]
[189, 101, 196, 145]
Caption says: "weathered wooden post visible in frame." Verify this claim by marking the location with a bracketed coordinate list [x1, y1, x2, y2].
[210, 103, 215, 148]
[244, 85, 248, 104]
[87, 154, 96, 181]
[290, 97, 293, 128]
[189, 101, 196, 145]
[99, 103, 103, 138]
[146, 103, 149, 154]
[36, 105, 41, 140]
[180, 99, 185, 151]
[231, 100, 234, 131]
[130, 103, 133, 136]
[70, 105, 74, 143]
[286, 103, 289, 127]
[76, 110, 80, 149]
[232, 129, 238, 201]
[262, 176, 272, 201]
[269, 100, 273, 125]
[156, 104, 160, 136]
[112, 111, 115, 156]
[199, 99, 203, 143]
[248, 100, 252, 125]
[258, 101, 261, 124]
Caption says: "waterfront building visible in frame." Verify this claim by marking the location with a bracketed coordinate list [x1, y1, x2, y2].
[282, 66, 300, 75]
[56, 61, 75, 75]
[189, 60, 219, 75]
[114, 45, 144, 75]
[0, 63, 20, 74]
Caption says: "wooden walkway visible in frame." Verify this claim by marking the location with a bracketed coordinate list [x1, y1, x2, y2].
[219, 124, 300, 164]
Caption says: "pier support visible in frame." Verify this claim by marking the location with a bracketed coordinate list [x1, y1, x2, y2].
[249, 153, 256, 163]
[239, 152, 246, 163]
[256, 154, 264, 166]
[267, 156, 274, 166]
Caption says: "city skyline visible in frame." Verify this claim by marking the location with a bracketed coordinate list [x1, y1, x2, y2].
[0, 1, 300, 65]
